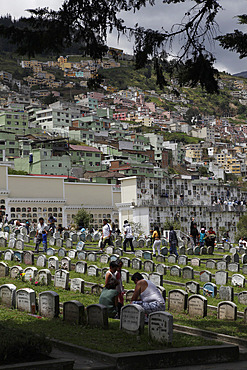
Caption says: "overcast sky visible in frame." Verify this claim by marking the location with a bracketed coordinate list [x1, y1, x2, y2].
[1, 0, 247, 74]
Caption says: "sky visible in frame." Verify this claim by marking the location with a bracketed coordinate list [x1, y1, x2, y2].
[1, 0, 247, 74]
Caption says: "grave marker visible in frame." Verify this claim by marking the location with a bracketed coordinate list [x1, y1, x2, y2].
[131, 258, 142, 270]
[205, 260, 216, 269]
[75, 261, 87, 274]
[120, 304, 145, 335]
[149, 272, 163, 286]
[168, 289, 188, 312]
[232, 274, 245, 287]
[63, 300, 85, 325]
[36, 255, 47, 268]
[23, 251, 34, 265]
[182, 266, 194, 280]
[0, 284, 16, 308]
[185, 281, 200, 294]
[203, 282, 217, 298]
[217, 301, 237, 320]
[228, 263, 240, 273]
[61, 257, 71, 271]
[100, 254, 110, 264]
[143, 260, 155, 273]
[10, 265, 23, 279]
[178, 255, 188, 266]
[87, 265, 99, 277]
[156, 264, 166, 275]
[238, 291, 247, 305]
[188, 295, 207, 318]
[39, 291, 59, 318]
[215, 271, 228, 286]
[37, 269, 52, 285]
[54, 269, 69, 289]
[58, 248, 67, 257]
[87, 304, 108, 328]
[191, 258, 200, 267]
[170, 265, 181, 277]
[0, 262, 9, 277]
[48, 256, 59, 270]
[219, 286, 234, 301]
[148, 312, 173, 343]
[167, 254, 177, 264]
[199, 270, 212, 283]
[16, 288, 36, 313]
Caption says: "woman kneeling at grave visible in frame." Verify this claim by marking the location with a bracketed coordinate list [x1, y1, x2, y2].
[130, 272, 165, 316]
[99, 261, 119, 318]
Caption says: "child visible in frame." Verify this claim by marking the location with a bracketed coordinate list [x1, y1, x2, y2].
[199, 228, 206, 247]
[42, 230, 47, 253]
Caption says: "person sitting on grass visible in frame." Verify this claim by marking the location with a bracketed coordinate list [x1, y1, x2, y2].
[130, 272, 165, 316]
[99, 261, 119, 318]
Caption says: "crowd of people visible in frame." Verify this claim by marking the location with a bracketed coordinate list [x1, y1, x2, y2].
[189, 217, 217, 251]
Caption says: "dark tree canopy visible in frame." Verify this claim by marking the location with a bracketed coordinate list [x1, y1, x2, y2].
[0, 1, 246, 93]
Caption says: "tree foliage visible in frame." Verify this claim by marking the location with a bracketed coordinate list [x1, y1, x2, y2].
[73, 208, 91, 229]
[236, 213, 247, 240]
[0, 1, 246, 93]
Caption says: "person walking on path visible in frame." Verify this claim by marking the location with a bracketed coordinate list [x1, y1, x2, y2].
[169, 225, 179, 256]
[100, 219, 113, 252]
[123, 220, 134, 253]
[152, 226, 161, 257]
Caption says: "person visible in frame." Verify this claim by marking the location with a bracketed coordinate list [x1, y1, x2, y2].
[169, 225, 178, 256]
[116, 260, 124, 318]
[190, 217, 196, 235]
[130, 272, 165, 316]
[57, 224, 64, 234]
[152, 226, 161, 257]
[48, 215, 57, 234]
[199, 228, 206, 247]
[42, 230, 47, 253]
[191, 223, 199, 247]
[25, 220, 30, 235]
[35, 217, 48, 253]
[123, 220, 134, 253]
[206, 226, 216, 251]
[100, 219, 113, 251]
[99, 261, 119, 318]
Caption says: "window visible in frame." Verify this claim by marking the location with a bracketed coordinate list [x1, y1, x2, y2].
[58, 163, 62, 167]
[86, 153, 92, 157]
[9, 149, 14, 154]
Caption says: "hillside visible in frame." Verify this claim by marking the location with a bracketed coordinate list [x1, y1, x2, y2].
[233, 71, 247, 79]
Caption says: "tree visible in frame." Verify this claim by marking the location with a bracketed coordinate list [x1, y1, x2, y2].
[236, 213, 247, 241]
[73, 208, 91, 229]
[0, 1, 245, 93]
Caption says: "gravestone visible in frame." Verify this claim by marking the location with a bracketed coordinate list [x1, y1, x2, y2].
[131, 258, 142, 270]
[55, 238, 63, 248]
[14, 251, 23, 263]
[168, 289, 188, 312]
[77, 251, 87, 260]
[66, 238, 73, 249]
[36, 254, 47, 268]
[49, 237, 55, 247]
[0, 262, 9, 277]
[91, 284, 103, 295]
[148, 312, 173, 343]
[4, 249, 14, 261]
[207, 246, 214, 255]
[170, 265, 181, 277]
[135, 250, 143, 259]
[186, 247, 193, 255]
[167, 254, 177, 264]
[191, 258, 200, 267]
[178, 255, 188, 266]
[143, 251, 152, 260]
[115, 247, 123, 256]
[23, 251, 34, 265]
[161, 247, 168, 256]
[228, 263, 240, 273]
[8, 238, 16, 249]
[46, 247, 56, 256]
[143, 260, 155, 273]
[63, 300, 85, 325]
[37, 269, 52, 285]
[203, 282, 217, 298]
[232, 253, 239, 263]
[76, 241, 85, 251]
[48, 256, 59, 270]
[87, 265, 99, 277]
[115, 238, 122, 248]
[141, 272, 149, 280]
[232, 274, 245, 287]
[71, 233, 78, 243]
[58, 248, 67, 257]
[188, 295, 207, 318]
[109, 254, 119, 262]
[61, 257, 71, 271]
[70, 278, 85, 293]
[200, 247, 207, 255]
[182, 266, 194, 280]
[156, 264, 166, 276]
[121, 257, 130, 268]
[10, 265, 23, 279]
[105, 246, 114, 255]
[87, 252, 97, 262]
[242, 264, 247, 275]
[219, 286, 234, 301]
[0, 284, 16, 308]
[132, 239, 138, 248]
[242, 254, 247, 265]
[186, 281, 200, 294]
[23, 267, 38, 282]
[93, 232, 101, 242]
[79, 232, 85, 242]
[216, 260, 227, 271]
[0, 237, 7, 248]
[205, 260, 216, 269]
[149, 272, 163, 286]
[100, 254, 110, 264]
[194, 246, 200, 255]
[156, 255, 166, 263]
[138, 238, 145, 248]
[39, 291, 59, 318]
[16, 240, 24, 251]
[87, 304, 108, 328]
[199, 270, 212, 283]
[238, 291, 247, 305]
[75, 261, 87, 274]
[54, 269, 69, 289]
[125, 289, 134, 302]
[120, 304, 145, 335]
[101, 268, 108, 278]
[121, 269, 130, 283]
[217, 301, 237, 320]
[223, 255, 231, 264]
[179, 246, 185, 255]
[16, 288, 36, 313]
[68, 249, 77, 259]
[215, 271, 228, 286]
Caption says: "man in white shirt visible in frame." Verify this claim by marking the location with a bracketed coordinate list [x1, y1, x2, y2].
[35, 217, 48, 253]
[123, 220, 134, 252]
[101, 218, 113, 251]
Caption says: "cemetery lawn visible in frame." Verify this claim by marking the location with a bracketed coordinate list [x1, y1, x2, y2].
[0, 306, 219, 353]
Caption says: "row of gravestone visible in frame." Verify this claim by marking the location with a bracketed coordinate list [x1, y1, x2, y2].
[0, 284, 173, 343]
[167, 289, 243, 321]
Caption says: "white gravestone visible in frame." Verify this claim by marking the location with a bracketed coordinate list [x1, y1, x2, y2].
[37, 255, 47, 268]
[232, 274, 245, 287]
[48, 256, 59, 270]
[120, 304, 145, 335]
[188, 295, 207, 318]
[37, 269, 52, 285]
[16, 288, 36, 313]
[10, 265, 23, 279]
[23, 267, 38, 282]
[54, 269, 69, 289]
[61, 257, 71, 271]
[215, 271, 228, 286]
[217, 301, 237, 320]
[0, 284, 16, 308]
[70, 278, 84, 293]
[75, 261, 87, 274]
[39, 291, 59, 318]
[168, 289, 188, 312]
[148, 311, 173, 343]
[0, 262, 9, 277]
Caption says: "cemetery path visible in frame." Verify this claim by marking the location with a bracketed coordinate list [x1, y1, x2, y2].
[50, 347, 115, 369]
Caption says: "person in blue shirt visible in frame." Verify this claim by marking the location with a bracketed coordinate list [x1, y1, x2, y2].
[199, 228, 206, 247]
[42, 230, 47, 252]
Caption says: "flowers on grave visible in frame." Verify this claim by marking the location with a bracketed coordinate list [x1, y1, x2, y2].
[18, 272, 25, 281]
